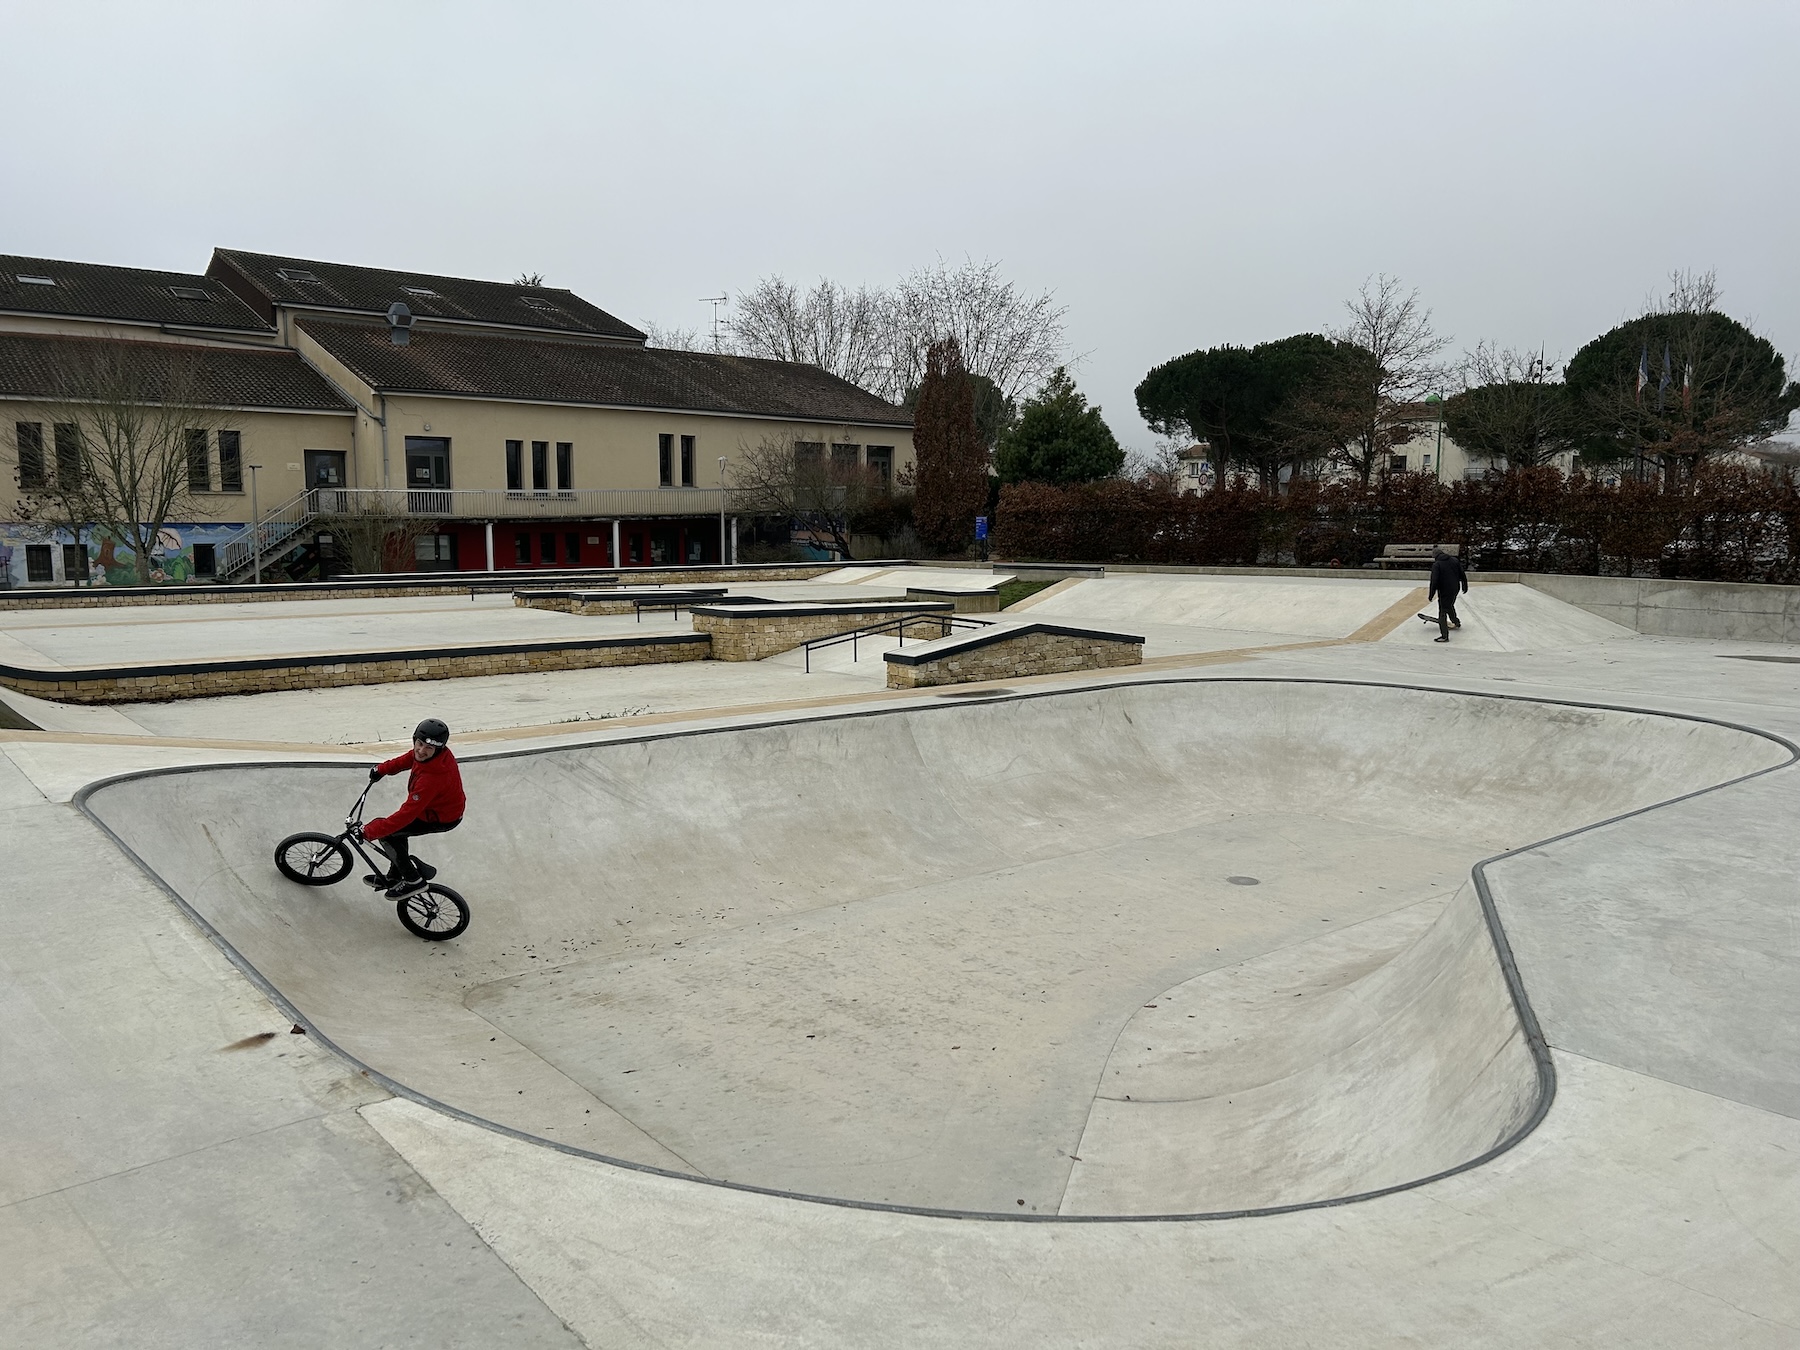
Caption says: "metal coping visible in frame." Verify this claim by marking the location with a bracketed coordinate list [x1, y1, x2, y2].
[72, 676, 1800, 1226]
[884, 621, 1145, 665]
[688, 601, 956, 617]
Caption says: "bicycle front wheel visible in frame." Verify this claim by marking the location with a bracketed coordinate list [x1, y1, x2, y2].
[395, 882, 470, 941]
[275, 832, 353, 886]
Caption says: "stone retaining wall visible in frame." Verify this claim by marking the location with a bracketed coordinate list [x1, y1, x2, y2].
[0, 565, 841, 612]
[691, 603, 953, 661]
[885, 624, 1142, 688]
[0, 635, 711, 704]
[904, 588, 1001, 613]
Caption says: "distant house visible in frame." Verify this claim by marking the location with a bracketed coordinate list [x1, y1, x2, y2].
[1, 249, 913, 586]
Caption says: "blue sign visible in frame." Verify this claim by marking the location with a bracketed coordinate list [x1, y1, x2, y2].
[974, 516, 988, 540]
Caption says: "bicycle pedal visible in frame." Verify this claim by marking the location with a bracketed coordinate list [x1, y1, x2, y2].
[362, 874, 389, 889]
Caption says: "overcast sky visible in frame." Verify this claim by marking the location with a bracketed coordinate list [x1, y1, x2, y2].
[3, 1, 1794, 446]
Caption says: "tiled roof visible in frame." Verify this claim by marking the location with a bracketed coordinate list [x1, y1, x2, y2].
[0, 255, 274, 332]
[297, 317, 913, 427]
[211, 249, 647, 342]
[0, 333, 355, 412]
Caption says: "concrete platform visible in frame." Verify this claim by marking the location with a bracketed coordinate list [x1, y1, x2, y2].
[4, 567, 1798, 1347]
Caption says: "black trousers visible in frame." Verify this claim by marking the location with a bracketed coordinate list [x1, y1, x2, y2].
[373, 818, 459, 880]
[1437, 593, 1461, 638]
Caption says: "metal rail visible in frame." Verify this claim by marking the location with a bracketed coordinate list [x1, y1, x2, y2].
[802, 613, 989, 673]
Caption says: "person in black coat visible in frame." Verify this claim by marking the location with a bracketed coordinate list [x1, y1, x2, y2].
[1428, 548, 1468, 642]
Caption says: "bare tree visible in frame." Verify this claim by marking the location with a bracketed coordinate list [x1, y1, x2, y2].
[1289, 275, 1450, 484]
[1442, 343, 1577, 470]
[730, 277, 897, 394]
[4, 340, 236, 584]
[315, 499, 437, 575]
[728, 427, 892, 561]
[640, 321, 704, 351]
[889, 259, 1067, 405]
[725, 259, 1066, 407]
[515, 271, 547, 286]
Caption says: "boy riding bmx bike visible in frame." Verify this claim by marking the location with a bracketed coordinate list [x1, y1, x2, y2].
[358, 717, 465, 898]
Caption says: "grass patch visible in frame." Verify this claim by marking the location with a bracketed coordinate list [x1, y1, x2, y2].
[995, 579, 1056, 611]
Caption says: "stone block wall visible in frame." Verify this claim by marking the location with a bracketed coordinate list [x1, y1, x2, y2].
[886, 629, 1142, 688]
[692, 606, 952, 661]
[0, 636, 711, 704]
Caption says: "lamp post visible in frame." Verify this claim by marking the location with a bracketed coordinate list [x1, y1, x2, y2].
[718, 456, 728, 566]
[247, 463, 264, 583]
[1423, 394, 1444, 481]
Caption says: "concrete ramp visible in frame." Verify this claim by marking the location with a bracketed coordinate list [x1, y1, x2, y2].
[1383, 582, 1638, 651]
[1025, 574, 1420, 638]
[84, 680, 1786, 1216]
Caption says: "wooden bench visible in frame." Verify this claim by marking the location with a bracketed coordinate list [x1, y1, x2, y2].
[1373, 543, 1461, 569]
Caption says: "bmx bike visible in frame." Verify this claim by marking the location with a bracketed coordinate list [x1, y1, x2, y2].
[273, 780, 470, 940]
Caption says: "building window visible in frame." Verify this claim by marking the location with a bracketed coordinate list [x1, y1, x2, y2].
[865, 445, 892, 483]
[193, 544, 216, 577]
[680, 434, 695, 486]
[658, 433, 673, 486]
[186, 429, 210, 492]
[1388, 454, 1408, 473]
[62, 543, 88, 581]
[53, 424, 83, 485]
[514, 532, 531, 565]
[15, 422, 45, 490]
[565, 532, 580, 564]
[414, 534, 455, 564]
[556, 442, 572, 491]
[532, 440, 549, 492]
[218, 430, 242, 492]
[794, 441, 824, 469]
[831, 443, 860, 472]
[540, 531, 557, 565]
[505, 439, 524, 492]
[25, 545, 53, 582]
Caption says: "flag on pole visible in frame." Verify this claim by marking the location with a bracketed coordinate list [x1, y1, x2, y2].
[1636, 346, 1650, 404]
[1658, 344, 1672, 409]
[1682, 359, 1693, 410]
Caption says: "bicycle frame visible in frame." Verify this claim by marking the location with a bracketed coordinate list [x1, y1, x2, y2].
[338, 782, 398, 875]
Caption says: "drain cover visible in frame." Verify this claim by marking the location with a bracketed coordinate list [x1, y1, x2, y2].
[1226, 875, 1261, 886]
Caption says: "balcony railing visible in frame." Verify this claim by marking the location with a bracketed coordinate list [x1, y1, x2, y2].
[310, 487, 731, 520]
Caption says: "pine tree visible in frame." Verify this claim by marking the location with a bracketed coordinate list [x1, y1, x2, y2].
[911, 337, 988, 551]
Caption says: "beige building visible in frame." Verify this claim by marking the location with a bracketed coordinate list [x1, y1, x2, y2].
[2, 249, 913, 586]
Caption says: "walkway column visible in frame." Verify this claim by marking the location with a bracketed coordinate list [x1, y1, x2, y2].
[730, 517, 738, 565]
[610, 519, 621, 569]
[484, 522, 495, 572]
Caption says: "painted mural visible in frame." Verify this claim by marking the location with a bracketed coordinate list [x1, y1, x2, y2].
[0, 522, 247, 589]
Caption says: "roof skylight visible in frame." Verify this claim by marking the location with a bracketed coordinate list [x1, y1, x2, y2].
[16, 274, 56, 286]
[519, 296, 559, 310]
[401, 285, 439, 297]
[169, 286, 213, 301]
[276, 268, 320, 283]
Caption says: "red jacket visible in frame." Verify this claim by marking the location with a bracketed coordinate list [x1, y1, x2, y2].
[365, 747, 466, 839]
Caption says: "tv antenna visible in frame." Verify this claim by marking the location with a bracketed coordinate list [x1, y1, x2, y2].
[700, 294, 728, 349]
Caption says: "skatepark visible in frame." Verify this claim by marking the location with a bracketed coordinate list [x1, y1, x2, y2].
[4, 565, 1797, 1347]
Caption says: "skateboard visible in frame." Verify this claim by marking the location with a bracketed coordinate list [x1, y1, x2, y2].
[1416, 613, 1462, 628]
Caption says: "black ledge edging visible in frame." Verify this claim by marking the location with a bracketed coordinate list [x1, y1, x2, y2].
[689, 601, 955, 618]
[516, 586, 729, 600]
[70, 676, 1800, 1226]
[884, 621, 1144, 665]
[0, 632, 710, 685]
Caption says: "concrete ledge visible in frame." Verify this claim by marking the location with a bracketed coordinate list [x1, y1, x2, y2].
[884, 622, 1144, 687]
[0, 633, 712, 704]
[515, 587, 731, 615]
[905, 587, 1001, 613]
[690, 601, 955, 661]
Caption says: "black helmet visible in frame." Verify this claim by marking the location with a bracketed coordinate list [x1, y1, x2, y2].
[413, 718, 450, 747]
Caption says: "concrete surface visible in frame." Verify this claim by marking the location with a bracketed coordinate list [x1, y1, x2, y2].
[4, 566, 1798, 1348]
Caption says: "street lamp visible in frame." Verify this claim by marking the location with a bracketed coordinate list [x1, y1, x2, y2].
[1423, 394, 1444, 481]
[247, 463, 264, 583]
[718, 456, 728, 566]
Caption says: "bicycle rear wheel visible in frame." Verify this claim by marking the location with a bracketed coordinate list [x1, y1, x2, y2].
[395, 882, 470, 941]
[275, 832, 353, 886]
